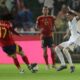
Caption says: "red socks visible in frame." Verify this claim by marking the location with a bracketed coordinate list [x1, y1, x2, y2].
[51, 51, 55, 65]
[13, 55, 29, 70]
[44, 54, 49, 65]
[22, 56, 29, 65]
[13, 57, 20, 69]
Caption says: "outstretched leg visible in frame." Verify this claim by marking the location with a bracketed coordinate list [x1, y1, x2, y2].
[63, 47, 75, 73]
[55, 46, 67, 71]
[17, 45, 37, 73]
[11, 54, 24, 74]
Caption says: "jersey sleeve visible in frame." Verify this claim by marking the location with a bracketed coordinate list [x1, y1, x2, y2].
[52, 16, 56, 29]
[9, 23, 20, 36]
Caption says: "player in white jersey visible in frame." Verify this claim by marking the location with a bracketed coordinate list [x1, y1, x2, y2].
[62, 12, 80, 64]
[55, 11, 79, 72]
[65, 20, 80, 53]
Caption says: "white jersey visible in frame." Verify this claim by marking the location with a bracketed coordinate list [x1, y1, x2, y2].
[76, 20, 80, 34]
[74, 20, 80, 46]
[60, 17, 78, 48]
[68, 17, 78, 37]
[64, 20, 80, 51]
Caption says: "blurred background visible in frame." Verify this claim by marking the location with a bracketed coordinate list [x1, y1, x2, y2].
[0, 0, 80, 32]
[0, 0, 80, 63]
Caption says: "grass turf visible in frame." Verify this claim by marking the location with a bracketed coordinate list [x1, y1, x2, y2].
[0, 64, 80, 80]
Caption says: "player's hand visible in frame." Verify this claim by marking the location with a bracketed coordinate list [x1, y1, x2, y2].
[63, 35, 69, 40]
[68, 7, 75, 13]
[70, 10, 75, 13]
[63, 35, 68, 40]
[63, 35, 66, 40]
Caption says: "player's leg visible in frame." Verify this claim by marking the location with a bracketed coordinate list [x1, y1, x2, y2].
[63, 44, 75, 72]
[18, 51, 37, 72]
[50, 47, 56, 66]
[63, 48, 73, 66]
[16, 45, 37, 72]
[11, 54, 24, 74]
[41, 38, 50, 70]
[43, 47, 50, 70]
[47, 37, 56, 68]
[55, 46, 67, 71]
[2, 46, 24, 73]
[16, 45, 30, 65]
[50, 47, 56, 68]
[11, 54, 21, 70]
[55, 46, 66, 66]
[54, 41, 68, 71]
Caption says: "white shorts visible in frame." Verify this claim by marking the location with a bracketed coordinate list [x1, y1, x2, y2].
[59, 35, 78, 48]
[74, 37, 80, 46]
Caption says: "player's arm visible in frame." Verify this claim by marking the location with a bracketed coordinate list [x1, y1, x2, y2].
[10, 28, 20, 36]
[52, 16, 57, 32]
[69, 8, 80, 18]
[9, 23, 21, 36]
[35, 20, 39, 31]
[35, 17, 43, 33]
[35, 23, 43, 33]
[9, 27, 20, 36]
[71, 10, 80, 17]
[63, 28, 70, 40]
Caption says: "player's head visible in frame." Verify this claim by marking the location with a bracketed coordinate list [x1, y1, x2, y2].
[61, 4, 68, 13]
[66, 11, 76, 21]
[42, 6, 49, 15]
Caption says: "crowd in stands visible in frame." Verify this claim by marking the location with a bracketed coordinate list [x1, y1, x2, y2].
[0, 0, 80, 32]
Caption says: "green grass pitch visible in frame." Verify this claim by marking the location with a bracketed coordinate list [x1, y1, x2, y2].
[0, 64, 80, 80]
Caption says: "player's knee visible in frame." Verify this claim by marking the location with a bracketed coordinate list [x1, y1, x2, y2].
[43, 48, 47, 54]
[63, 48, 68, 54]
[11, 54, 16, 58]
[55, 46, 59, 52]
[43, 53, 48, 58]
[19, 51, 24, 56]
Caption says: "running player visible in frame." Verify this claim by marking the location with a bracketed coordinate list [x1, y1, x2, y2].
[55, 11, 78, 73]
[0, 14, 37, 73]
[36, 6, 56, 70]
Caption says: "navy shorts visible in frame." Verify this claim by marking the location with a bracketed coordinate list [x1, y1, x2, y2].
[42, 37, 54, 48]
[2, 44, 22, 55]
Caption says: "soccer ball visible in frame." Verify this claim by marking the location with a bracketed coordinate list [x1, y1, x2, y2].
[31, 65, 38, 73]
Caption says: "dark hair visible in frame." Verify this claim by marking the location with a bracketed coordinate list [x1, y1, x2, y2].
[0, 13, 13, 20]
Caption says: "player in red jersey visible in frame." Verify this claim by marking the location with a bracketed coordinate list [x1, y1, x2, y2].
[36, 6, 56, 70]
[0, 14, 37, 73]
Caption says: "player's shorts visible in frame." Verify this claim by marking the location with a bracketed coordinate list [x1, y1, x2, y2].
[68, 37, 80, 52]
[59, 35, 78, 48]
[66, 43, 78, 52]
[2, 44, 22, 56]
[41, 36, 54, 48]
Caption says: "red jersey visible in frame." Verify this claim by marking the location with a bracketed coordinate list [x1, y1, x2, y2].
[0, 20, 15, 47]
[37, 15, 55, 37]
